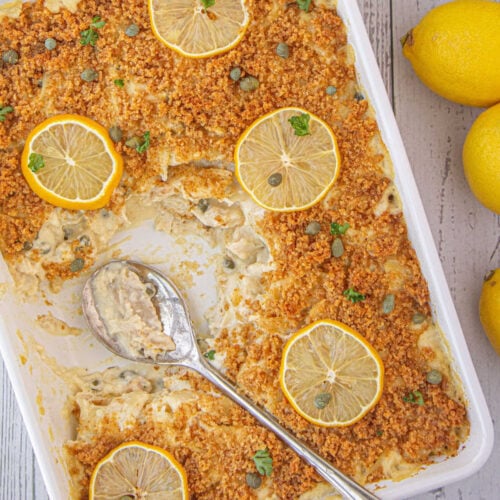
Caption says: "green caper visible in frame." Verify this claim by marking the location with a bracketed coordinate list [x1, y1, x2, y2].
[109, 125, 123, 143]
[125, 23, 140, 37]
[79, 235, 91, 246]
[23, 241, 33, 251]
[44, 38, 57, 51]
[239, 76, 259, 92]
[223, 256, 235, 269]
[62, 226, 73, 240]
[90, 379, 102, 390]
[2, 49, 19, 64]
[426, 369, 443, 385]
[70, 257, 85, 273]
[314, 392, 332, 409]
[331, 237, 344, 258]
[326, 85, 337, 96]
[412, 312, 426, 324]
[81, 68, 98, 82]
[38, 241, 51, 255]
[354, 91, 365, 101]
[267, 172, 282, 187]
[125, 136, 142, 149]
[276, 42, 289, 59]
[145, 283, 157, 297]
[305, 221, 321, 236]
[229, 67, 242, 81]
[382, 294, 395, 314]
[197, 198, 210, 212]
[119, 370, 138, 379]
[245, 472, 262, 489]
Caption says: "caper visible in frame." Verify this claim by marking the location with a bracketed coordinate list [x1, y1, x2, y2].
[197, 198, 210, 212]
[44, 38, 57, 51]
[268, 172, 282, 187]
[100, 208, 110, 218]
[23, 241, 33, 251]
[119, 370, 138, 379]
[305, 221, 321, 236]
[382, 294, 395, 314]
[70, 257, 85, 273]
[239, 76, 259, 92]
[90, 379, 102, 390]
[2, 49, 19, 64]
[81, 68, 98, 82]
[246, 472, 262, 489]
[62, 226, 73, 240]
[223, 256, 235, 269]
[326, 85, 337, 96]
[79, 235, 91, 247]
[109, 125, 123, 143]
[229, 67, 242, 81]
[145, 283, 157, 297]
[125, 23, 140, 37]
[314, 392, 332, 409]
[276, 42, 289, 59]
[426, 369, 443, 385]
[125, 136, 142, 149]
[331, 237, 344, 258]
[354, 91, 365, 101]
[412, 312, 426, 324]
[38, 241, 51, 255]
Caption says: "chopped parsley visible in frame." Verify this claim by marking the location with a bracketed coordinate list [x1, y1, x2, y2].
[114, 79, 125, 88]
[296, 0, 312, 12]
[343, 288, 366, 303]
[288, 113, 310, 136]
[0, 105, 13, 122]
[136, 131, 151, 153]
[203, 350, 216, 360]
[80, 16, 106, 47]
[28, 153, 45, 173]
[330, 222, 350, 236]
[403, 390, 424, 406]
[201, 0, 215, 8]
[253, 448, 273, 477]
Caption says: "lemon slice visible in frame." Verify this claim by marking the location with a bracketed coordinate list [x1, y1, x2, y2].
[279, 320, 384, 427]
[89, 441, 189, 499]
[21, 114, 123, 211]
[149, 0, 249, 59]
[234, 107, 340, 212]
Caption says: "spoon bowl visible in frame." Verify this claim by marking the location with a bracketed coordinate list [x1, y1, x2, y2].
[82, 259, 378, 500]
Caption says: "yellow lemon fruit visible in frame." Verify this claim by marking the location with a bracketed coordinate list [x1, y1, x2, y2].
[402, 0, 500, 107]
[149, 0, 249, 59]
[235, 107, 341, 212]
[89, 441, 189, 499]
[462, 103, 500, 214]
[479, 269, 500, 356]
[21, 114, 123, 211]
[279, 319, 384, 427]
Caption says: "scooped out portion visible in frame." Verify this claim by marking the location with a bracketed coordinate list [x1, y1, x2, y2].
[91, 261, 176, 359]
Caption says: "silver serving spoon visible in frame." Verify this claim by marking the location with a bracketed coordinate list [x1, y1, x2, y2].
[82, 260, 378, 500]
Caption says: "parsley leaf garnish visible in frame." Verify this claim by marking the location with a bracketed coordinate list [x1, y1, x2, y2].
[114, 79, 125, 88]
[403, 390, 424, 406]
[343, 288, 366, 303]
[288, 113, 310, 136]
[136, 131, 151, 153]
[0, 105, 13, 123]
[330, 222, 350, 236]
[80, 16, 106, 47]
[297, 0, 312, 12]
[201, 0, 215, 8]
[204, 350, 216, 360]
[253, 448, 273, 477]
[28, 153, 45, 173]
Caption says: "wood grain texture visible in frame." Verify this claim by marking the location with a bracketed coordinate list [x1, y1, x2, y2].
[1, 1, 498, 499]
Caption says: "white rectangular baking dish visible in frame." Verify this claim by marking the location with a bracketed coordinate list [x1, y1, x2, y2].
[0, 1, 493, 498]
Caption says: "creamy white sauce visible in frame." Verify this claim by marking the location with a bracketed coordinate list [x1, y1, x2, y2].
[91, 261, 175, 359]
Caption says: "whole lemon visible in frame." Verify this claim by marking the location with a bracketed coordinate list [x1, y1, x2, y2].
[462, 103, 500, 214]
[479, 269, 500, 355]
[402, 0, 500, 107]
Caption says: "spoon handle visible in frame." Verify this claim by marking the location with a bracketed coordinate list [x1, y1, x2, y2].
[195, 359, 378, 500]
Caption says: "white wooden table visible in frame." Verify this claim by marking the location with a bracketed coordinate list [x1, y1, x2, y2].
[1, 1, 498, 498]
